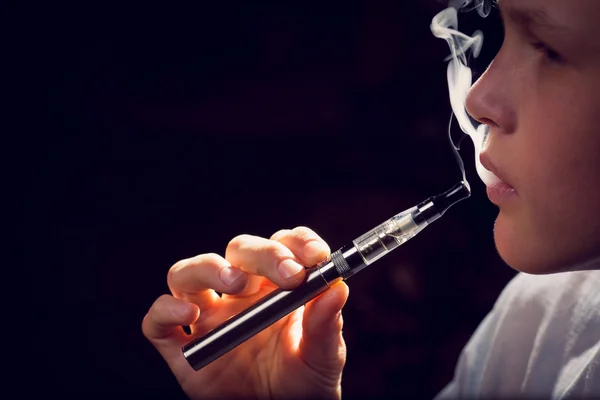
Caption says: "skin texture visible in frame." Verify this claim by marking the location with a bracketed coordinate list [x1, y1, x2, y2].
[466, 0, 600, 273]
[142, 227, 349, 399]
[143, 1, 600, 398]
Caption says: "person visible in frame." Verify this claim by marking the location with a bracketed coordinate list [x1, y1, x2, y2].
[142, 0, 600, 398]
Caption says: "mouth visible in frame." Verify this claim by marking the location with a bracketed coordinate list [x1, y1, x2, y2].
[479, 152, 517, 205]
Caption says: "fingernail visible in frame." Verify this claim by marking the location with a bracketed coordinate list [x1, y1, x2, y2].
[220, 266, 244, 286]
[278, 259, 304, 279]
[304, 241, 328, 260]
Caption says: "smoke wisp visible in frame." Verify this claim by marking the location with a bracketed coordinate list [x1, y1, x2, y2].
[431, 0, 500, 186]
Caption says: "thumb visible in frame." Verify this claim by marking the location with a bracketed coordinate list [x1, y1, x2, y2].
[299, 281, 349, 374]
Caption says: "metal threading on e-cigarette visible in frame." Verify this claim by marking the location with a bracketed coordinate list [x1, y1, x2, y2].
[182, 181, 471, 371]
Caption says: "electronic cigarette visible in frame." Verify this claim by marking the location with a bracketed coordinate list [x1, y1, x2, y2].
[183, 181, 470, 371]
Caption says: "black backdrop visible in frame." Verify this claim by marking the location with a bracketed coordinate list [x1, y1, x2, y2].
[17, 0, 515, 398]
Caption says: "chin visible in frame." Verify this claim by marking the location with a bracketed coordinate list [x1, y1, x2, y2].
[493, 213, 600, 274]
[492, 214, 573, 275]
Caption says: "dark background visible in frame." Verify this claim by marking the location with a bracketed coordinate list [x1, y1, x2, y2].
[17, 0, 515, 398]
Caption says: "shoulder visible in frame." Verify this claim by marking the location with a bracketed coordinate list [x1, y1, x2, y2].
[489, 269, 600, 354]
[436, 269, 600, 399]
[494, 269, 600, 314]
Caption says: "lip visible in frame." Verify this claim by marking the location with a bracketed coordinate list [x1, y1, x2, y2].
[485, 183, 517, 205]
[479, 152, 517, 205]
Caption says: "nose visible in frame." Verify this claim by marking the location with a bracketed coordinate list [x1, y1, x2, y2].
[465, 57, 517, 134]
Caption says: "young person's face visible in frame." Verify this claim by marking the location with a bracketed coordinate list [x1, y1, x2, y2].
[466, 0, 600, 273]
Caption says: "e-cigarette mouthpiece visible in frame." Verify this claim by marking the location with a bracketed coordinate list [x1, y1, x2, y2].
[342, 180, 470, 278]
[182, 181, 471, 371]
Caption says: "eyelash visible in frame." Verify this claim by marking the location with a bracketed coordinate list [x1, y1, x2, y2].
[531, 41, 565, 64]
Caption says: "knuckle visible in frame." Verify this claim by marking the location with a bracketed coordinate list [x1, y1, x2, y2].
[153, 294, 172, 312]
[270, 228, 291, 241]
[141, 314, 152, 338]
[150, 294, 171, 318]
[200, 252, 222, 266]
[264, 240, 288, 260]
[141, 295, 169, 336]
[292, 226, 318, 242]
[167, 259, 188, 285]
[227, 234, 251, 252]
[167, 253, 222, 285]
[336, 341, 347, 364]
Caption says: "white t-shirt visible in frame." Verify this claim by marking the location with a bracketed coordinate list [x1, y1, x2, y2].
[436, 270, 600, 399]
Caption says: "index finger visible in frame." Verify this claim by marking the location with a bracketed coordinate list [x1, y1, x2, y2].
[270, 226, 331, 266]
[167, 253, 249, 308]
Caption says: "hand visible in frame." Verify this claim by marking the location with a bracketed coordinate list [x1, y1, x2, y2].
[142, 226, 349, 399]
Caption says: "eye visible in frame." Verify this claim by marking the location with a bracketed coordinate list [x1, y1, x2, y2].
[531, 41, 565, 64]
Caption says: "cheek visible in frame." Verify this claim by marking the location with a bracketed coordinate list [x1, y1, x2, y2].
[493, 103, 600, 272]
[519, 91, 600, 201]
